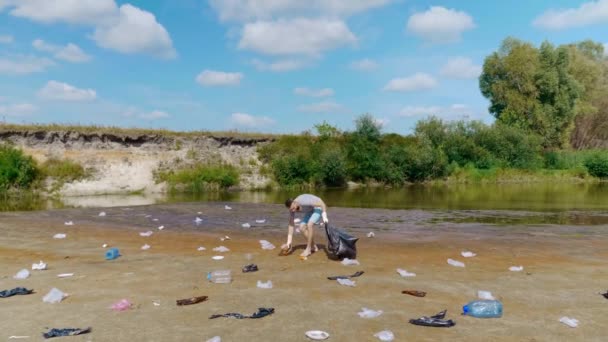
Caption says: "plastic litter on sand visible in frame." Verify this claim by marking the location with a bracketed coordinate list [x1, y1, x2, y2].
[99, 212, 106, 217]
[53, 233, 67, 239]
[257, 280, 273, 289]
[337, 278, 356, 287]
[13, 269, 30, 280]
[57, 273, 74, 278]
[139, 231, 153, 237]
[242, 223, 251, 228]
[32, 261, 47, 270]
[212, 256, 224, 260]
[374, 330, 395, 341]
[478, 290, 495, 300]
[259, 240, 275, 250]
[367, 232, 375, 238]
[560, 317, 579, 328]
[213, 246, 230, 253]
[461, 251, 476, 258]
[141, 244, 151, 250]
[225, 205, 232, 210]
[111, 299, 132, 311]
[158, 226, 165, 230]
[305, 331, 329, 340]
[509, 266, 524, 272]
[358, 308, 383, 318]
[43, 288, 67, 303]
[197, 246, 206, 251]
[447, 259, 465, 268]
[195, 217, 203, 224]
[220, 236, 231, 241]
[256, 219, 266, 224]
[206, 337, 221, 342]
[396, 268, 416, 277]
[341, 258, 360, 266]
[64, 221, 74, 226]
[102, 244, 108, 248]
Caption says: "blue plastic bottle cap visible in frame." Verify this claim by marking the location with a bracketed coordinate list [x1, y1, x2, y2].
[462, 305, 469, 314]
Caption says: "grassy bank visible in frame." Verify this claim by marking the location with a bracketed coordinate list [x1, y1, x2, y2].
[155, 164, 240, 193]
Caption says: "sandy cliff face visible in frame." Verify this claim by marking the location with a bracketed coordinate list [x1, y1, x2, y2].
[0, 130, 273, 196]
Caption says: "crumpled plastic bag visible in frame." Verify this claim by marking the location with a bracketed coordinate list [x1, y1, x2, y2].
[358, 307, 382, 318]
[374, 330, 394, 341]
[396, 268, 416, 277]
[13, 269, 30, 280]
[337, 278, 356, 287]
[111, 299, 132, 311]
[257, 280, 273, 289]
[559, 316, 579, 328]
[213, 246, 230, 253]
[259, 240, 275, 250]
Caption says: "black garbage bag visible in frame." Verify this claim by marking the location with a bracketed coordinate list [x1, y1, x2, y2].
[324, 223, 358, 260]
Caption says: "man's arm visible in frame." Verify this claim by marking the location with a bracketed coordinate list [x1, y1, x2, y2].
[283, 211, 295, 249]
[320, 200, 329, 223]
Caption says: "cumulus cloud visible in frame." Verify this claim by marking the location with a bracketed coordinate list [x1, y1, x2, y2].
[252, 59, 307, 72]
[350, 58, 378, 71]
[298, 101, 343, 113]
[440, 57, 481, 79]
[32, 39, 92, 63]
[38, 80, 97, 101]
[0, 103, 38, 116]
[383, 73, 438, 92]
[209, 0, 392, 22]
[139, 110, 169, 120]
[196, 70, 243, 86]
[231, 112, 275, 127]
[294, 87, 334, 97]
[0, 55, 55, 74]
[3, 1, 176, 59]
[406, 6, 475, 43]
[533, 0, 608, 30]
[399, 104, 474, 119]
[93, 4, 176, 59]
[238, 18, 357, 56]
[0, 34, 13, 43]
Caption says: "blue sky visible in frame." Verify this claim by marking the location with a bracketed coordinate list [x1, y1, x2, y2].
[1, 0, 607, 134]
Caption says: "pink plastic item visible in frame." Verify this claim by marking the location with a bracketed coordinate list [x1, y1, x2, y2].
[111, 299, 132, 311]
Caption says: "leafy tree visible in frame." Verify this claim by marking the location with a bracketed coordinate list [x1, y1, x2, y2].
[345, 114, 384, 181]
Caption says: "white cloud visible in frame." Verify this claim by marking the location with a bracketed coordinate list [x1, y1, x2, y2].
[374, 117, 390, 127]
[383, 73, 438, 92]
[0, 103, 38, 116]
[38, 80, 97, 102]
[406, 6, 475, 43]
[238, 18, 357, 56]
[93, 4, 176, 59]
[32, 39, 92, 63]
[533, 0, 608, 30]
[0, 34, 13, 43]
[139, 110, 170, 120]
[209, 0, 392, 22]
[294, 87, 334, 97]
[440, 57, 481, 79]
[350, 58, 378, 71]
[298, 101, 343, 113]
[398, 104, 475, 119]
[0, 55, 55, 74]
[252, 59, 308, 72]
[5, 0, 117, 25]
[231, 112, 275, 127]
[196, 70, 243, 86]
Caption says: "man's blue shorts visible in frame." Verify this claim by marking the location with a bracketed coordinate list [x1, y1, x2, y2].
[302, 207, 322, 225]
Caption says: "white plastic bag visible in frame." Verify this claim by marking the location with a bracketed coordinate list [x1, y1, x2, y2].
[461, 251, 476, 258]
[141, 244, 151, 250]
[139, 231, 153, 237]
[259, 240, 275, 250]
[396, 268, 416, 277]
[447, 259, 465, 268]
[367, 232, 375, 238]
[337, 278, 356, 287]
[559, 316, 579, 328]
[478, 290, 495, 300]
[43, 288, 67, 303]
[32, 261, 47, 270]
[358, 307, 383, 318]
[206, 337, 221, 342]
[509, 266, 524, 272]
[374, 330, 394, 341]
[53, 233, 67, 239]
[213, 246, 230, 253]
[341, 258, 360, 266]
[13, 269, 30, 279]
[257, 280, 273, 289]
[242, 223, 251, 228]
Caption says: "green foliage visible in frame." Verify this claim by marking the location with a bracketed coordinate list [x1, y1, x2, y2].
[271, 155, 315, 187]
[41, 158, 88, 183]
[158, 164, 239, 192]
[317, 149, 347, 187]
[0, 144, 38, 192]
[584, 152, 608, 178]
[480, 38, 583, 148]
[345, 114, 384, 181]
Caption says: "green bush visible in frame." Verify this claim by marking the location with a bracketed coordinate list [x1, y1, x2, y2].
[272, 155, 314, 187]
[317, 150, 347, 187]
[159, 164, 239, 192]
[41, 158, 88, 183]
[0, 144, 38, 191]
[584, 152, 608, 178]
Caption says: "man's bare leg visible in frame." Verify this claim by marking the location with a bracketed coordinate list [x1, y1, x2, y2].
[300, 221, 318, 257]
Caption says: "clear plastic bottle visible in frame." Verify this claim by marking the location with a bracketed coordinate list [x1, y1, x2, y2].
[207, 270, 232, 283]
[462, 300, 503, 318]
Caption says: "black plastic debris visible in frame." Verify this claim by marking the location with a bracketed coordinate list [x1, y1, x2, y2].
[209, 307, 274, 319]
[327, 271, 365, 280]
[242, 264, 259, 273]
[324, 223, 358, 260]
[409, 310, 456, 328]
[0, 287, 34, 298]
[43, 327, 92, 339]
[601, 291, 608, 300]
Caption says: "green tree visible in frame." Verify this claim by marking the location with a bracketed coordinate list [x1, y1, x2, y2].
[346, 114, 384, 181]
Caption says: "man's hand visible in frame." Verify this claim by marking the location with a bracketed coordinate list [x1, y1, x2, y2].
[281, 243, 292, 251]
[322, 211, 329, 224]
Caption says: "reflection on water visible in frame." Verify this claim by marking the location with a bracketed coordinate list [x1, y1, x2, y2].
[1, 182, 607, 212]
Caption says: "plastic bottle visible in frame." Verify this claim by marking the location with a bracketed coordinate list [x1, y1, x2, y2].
[207, 270, 232, 283]
[462, 300, 503, 318]
[105, 248, 120, 260]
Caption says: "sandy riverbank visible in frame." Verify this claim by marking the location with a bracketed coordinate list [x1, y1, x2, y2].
[0, 204, 607, 341]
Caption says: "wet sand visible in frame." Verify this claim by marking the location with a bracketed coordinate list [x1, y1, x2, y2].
[0, 203, 607, 341]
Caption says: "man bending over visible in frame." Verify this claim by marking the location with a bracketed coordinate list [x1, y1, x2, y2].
[282, 194, 329, 257]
